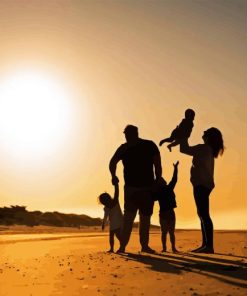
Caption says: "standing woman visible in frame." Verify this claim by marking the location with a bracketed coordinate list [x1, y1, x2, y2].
[180, 127, 224, 253]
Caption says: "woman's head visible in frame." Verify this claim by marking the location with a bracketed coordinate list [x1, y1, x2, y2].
[203, 127, 225, 158]
[98, 192, 112, 206]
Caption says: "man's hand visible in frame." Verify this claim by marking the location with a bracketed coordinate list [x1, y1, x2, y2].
[155, 176, 165, 185]
[155, 177, 167, 186]
[111, 175, 119, 185]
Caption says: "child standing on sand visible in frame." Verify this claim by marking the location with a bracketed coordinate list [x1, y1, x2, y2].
[98, 182, 123, 252]
[159, 109, 195, 152]
[154, 162, 179, 253]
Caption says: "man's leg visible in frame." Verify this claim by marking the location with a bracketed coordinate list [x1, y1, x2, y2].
[139, 213, 151, 249]
[114, 228, 122, 242]
[118, 186, 138, 253]
[139, 191, 155, 253]
[118, 210, 136, 252]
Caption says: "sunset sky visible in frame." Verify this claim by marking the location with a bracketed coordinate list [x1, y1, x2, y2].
[0, 0, 246, 229]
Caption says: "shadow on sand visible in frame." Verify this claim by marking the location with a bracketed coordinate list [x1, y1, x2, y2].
[119, 251, 247, 289]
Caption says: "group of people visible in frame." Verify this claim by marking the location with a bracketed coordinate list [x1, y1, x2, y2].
[98, 109, 225, 254]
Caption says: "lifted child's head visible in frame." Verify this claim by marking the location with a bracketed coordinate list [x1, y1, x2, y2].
[185, 109, 195, 120]
[98, 192, 112, 206]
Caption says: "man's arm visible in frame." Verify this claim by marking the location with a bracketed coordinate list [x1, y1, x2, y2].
[153, 153, 162, 181]
[109, 155, 120, 185]
[111, 182, 119, 206]
[113, 182, 119, 201]
[109, 151, 121, 185]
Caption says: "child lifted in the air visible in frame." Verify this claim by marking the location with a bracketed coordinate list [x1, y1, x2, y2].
[159, 109, 195, 152]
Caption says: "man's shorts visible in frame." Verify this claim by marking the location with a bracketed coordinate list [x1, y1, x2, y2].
[124, 186, 154, 216]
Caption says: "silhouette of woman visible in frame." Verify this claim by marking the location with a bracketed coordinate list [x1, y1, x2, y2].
[180, 128, 224, 253]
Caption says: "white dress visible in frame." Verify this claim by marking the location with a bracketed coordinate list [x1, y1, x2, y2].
[103, 202, 123, 231]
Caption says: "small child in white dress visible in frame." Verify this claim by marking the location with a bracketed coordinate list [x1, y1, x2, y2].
[98, 182, 123, 252]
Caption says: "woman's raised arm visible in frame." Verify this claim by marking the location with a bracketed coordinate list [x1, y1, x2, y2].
[180, 138, 201, 156]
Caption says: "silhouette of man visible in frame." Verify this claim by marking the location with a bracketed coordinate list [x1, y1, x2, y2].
[109, 125, 162, 253]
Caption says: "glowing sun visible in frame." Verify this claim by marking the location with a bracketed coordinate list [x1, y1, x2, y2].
[0, 70, 74, 162]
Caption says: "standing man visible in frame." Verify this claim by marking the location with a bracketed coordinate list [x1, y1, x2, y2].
[109, 125, 162, 253]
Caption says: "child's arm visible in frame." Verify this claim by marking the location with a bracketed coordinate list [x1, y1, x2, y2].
[102, 210, 109, 231]
[112, 182, 119, 206]
[168, 161, 179, 190]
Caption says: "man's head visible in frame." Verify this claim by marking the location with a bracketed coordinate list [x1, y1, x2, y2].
[123, 125, 139, 143]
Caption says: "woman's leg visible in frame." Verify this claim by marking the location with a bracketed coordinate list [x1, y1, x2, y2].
[193, 188, 207, 247]
[193, 186, 214, 252]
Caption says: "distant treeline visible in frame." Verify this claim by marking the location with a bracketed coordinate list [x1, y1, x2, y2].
[0, 206, 102, 227]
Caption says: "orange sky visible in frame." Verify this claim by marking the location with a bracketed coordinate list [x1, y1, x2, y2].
[0, 0, 246, 229]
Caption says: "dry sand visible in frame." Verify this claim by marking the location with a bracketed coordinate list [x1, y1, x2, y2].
[0, 229, 246, 296]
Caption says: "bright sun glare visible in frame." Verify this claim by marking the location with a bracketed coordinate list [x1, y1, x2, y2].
[0, 70, 73, 163]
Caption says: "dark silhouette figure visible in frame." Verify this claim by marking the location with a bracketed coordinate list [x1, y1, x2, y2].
[180, 127, 225, 254]
[159, 109, 195, 151]
[153, 161, 179, 253]
[98, 182, 123, 252]
[109, 125, 162, 253]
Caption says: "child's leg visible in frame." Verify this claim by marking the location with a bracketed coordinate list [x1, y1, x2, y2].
[109, 230, 114, 252]
[159, 215, 168, 252]
[168, 210, 177, 252]
[160, 137, 173, 145]
[167, 140, 180, 152]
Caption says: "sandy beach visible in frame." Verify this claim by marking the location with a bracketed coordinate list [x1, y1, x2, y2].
[0, 229, 246, 296]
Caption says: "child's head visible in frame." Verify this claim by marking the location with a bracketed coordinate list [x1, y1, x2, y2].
[98, 192, 112, 206]
[185, 109, 195, 120]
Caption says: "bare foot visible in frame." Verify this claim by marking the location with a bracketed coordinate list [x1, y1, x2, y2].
[141, 246, 156, 254]
[196, 246, 214, 254]
[116, 247, 125, 254]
